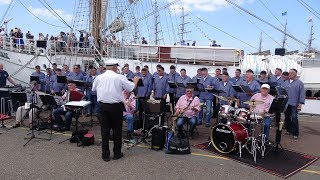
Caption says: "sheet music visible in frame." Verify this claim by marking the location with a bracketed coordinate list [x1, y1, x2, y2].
[54, 96, 64, 106]
[65, 101, 91, 107]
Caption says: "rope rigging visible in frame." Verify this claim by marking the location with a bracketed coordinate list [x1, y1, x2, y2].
[0, 0, 15, 26]
[224, 0, 309, 48]
[16, 0, 67, 28]
[189, 12, 260, 52]
[38, 0, 73, 29]
[296, 0, 320, 21]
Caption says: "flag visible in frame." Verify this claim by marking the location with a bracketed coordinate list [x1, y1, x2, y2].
[282, 11, 287, 16]
[308, 16, 313, 22]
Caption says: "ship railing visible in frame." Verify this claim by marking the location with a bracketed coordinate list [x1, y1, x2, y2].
[102, 43, 241, 66]
[0, 36, 37, 53]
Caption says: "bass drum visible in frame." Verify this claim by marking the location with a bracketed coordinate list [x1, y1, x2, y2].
[210, 123, 248, 153]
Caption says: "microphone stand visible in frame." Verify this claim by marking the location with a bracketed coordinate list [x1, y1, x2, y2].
[23, 90, 51, 147]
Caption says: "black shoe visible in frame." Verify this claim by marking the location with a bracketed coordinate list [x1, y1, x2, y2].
[102, 157, 110, 162]
[61, 127, 70, 131]
[12, 124, 20, 128]
[126, 131, 133, 140]
[113, 153, 124, 160]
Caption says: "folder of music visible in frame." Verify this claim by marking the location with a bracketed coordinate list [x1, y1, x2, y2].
[232, 85, 253, 94]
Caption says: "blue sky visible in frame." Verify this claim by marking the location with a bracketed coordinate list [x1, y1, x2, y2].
[0, 0, 319, 54]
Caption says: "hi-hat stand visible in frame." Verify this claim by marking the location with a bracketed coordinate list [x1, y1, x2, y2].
[24, 91, 51, 147]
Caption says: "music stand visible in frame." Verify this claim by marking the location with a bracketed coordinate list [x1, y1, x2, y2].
[57, 76, 67, 83]
[205, 88, 225, 94]
[23, 92, 51, 147]
[232, 85, 253, 94]
[266, 96, 289, 157]
[38, 95, 57, 138]
[30, 76, 40, 84]
[59, 101, 91, 145]
[187, 82, 206, 92]
[128, 78, 144, 87]
[10, 92, 27, 111]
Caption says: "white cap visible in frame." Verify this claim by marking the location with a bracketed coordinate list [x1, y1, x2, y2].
[261, 84, 270, 89]
[105, 59, 119, 66]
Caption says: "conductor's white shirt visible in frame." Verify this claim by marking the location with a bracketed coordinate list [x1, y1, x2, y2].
[92, 70, 135, 103]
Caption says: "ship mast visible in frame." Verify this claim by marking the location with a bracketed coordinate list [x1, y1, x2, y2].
[91, 0, 108, 46]
[179, 7, 190, 44]
[281, 19, 287, 48]
[307, 20, 314, 52]
[154, 1, 160, 45]
[258, 32, 262, 54]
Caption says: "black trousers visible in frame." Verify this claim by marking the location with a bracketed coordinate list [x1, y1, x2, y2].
[99, 102, 124, 158]
[138, 97, 148, 129]
[169, 93, 177, 114]
[154, 97, 167, 123]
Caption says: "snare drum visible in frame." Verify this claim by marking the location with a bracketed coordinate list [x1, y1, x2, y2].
[234, 108, 249, 123]
[219, 105, 235, 118]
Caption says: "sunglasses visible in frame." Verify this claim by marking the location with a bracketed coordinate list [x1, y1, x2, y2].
[186, 90, 193, 92]
[73, 67, 79, 69]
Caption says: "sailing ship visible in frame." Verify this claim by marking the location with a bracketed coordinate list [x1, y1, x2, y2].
[0, 0, 318, 92]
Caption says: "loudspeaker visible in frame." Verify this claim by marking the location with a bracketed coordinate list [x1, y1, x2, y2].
[151, 126, 166, 150]
[275, 48, 285, 56]
[36, 40, 47, 48]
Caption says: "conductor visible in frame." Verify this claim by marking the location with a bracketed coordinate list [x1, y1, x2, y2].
[92, 59, 139, 162]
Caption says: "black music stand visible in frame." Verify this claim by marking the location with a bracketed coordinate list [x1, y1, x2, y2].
[128, 78, 144, 86]
[265, 96, 288, 157]
[23, 92, 51, 147]
[57, 76, 67, 83]
[168, 81, 185, 89]
[38, 95, 57, 138]
[59, 101, 90, 146]
[205, 88, 225, 94]
[187, 82, 206, 92]
[232, 85, 253, 94]
[30, 76, 40, 84]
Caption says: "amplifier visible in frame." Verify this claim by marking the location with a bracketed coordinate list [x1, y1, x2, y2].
[143, 113, 163, 131]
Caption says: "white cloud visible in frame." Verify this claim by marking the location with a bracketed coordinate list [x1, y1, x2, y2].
[0, 0, 11, 4]
[27, 6, 73, 23]
[169, 0, 255, 12]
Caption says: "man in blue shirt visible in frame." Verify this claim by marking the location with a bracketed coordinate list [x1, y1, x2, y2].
[85, 67, 99, 116]
[50, 68, 66, 96]
[167, 65, 180, 113]
[122, 66, 135, 79]
[238, 69, 260, 108]
[31, 65, 46, 92]
[0, 64, 16, 87]
[192, 68, 202, 97]
[136, 68, 152, 128]
[176, 68, 191, 100]
[70, 65, 84, 81]
[282, 69, 305, 139]
[134, 66, 141, 77]
[62, 64, 72, 78]
[45, 68, 53, 94]
[153, 66, 169, 121]
[217, 72, 235, 123]
[199, 68, 219, 127]
[269, 68, 284, 86]
[230, 69, 244, 85]
[269, 68, 285, 126]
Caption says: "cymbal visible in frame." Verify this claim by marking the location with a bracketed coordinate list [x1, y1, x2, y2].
[243, 100, 264, 105]
[213, 94, 230, 102]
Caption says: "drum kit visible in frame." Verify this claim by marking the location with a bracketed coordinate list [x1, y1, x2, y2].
[210, 98, 269, 163]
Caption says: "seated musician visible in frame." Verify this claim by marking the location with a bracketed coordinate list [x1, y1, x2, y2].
[123, 90, 136, 139]
[52, 82, 83, 131]
[249, 84, 274, 142]
[217, 72, 236, 123]
[12, 81, 44, 128]
[175, 85, 200, 138]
